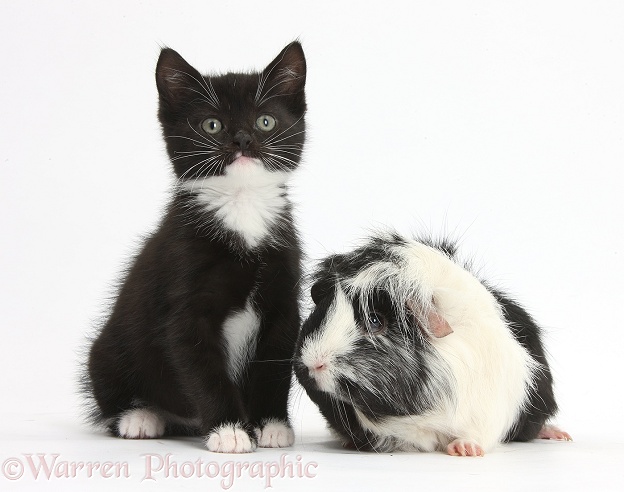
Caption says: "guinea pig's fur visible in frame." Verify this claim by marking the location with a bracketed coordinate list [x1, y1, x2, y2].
[294, 232, 561, 455]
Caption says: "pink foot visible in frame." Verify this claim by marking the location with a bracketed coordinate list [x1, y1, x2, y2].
[446, 439, 485, 457]
[537, 425, 572, 442]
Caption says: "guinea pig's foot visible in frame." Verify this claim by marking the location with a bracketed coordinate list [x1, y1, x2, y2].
[537, 424, 573, 441]
[255, 419, 295, 448]
[205, 422, 257, 453]
[117, 408, 165, 439]
[446, 439, 485, 457]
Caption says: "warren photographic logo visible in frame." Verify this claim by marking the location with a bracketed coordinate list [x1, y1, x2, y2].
[2, 452, 318, 489]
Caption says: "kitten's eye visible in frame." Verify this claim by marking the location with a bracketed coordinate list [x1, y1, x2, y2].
[201, 118, 222, 135]
[256, 115, 276, 132]
[365, 312, 387, 335]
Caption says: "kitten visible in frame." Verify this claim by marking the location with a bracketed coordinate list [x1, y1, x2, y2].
[83, 42, 306, 453]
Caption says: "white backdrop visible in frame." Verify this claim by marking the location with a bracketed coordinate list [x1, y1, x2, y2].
[1, 1, 623, 489]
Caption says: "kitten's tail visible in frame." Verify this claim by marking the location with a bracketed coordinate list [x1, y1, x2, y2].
[75, 330, 114, 432]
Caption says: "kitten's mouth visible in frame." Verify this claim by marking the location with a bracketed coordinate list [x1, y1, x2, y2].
[230, 151, 259, 166]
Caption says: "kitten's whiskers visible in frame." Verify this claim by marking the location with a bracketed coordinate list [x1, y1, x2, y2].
[263, 115, 304, 146]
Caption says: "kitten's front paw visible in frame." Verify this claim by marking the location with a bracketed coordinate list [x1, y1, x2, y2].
[255, 419, 295, 448]
[205, 423, 257, 453]
[117, 408, 165, 439]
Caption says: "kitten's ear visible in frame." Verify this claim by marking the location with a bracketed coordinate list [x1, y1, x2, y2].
[156, 48, 203, 108]
[260, 42, 306, 112]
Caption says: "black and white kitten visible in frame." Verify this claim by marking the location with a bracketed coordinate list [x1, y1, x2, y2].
[84, 42, 306, 453]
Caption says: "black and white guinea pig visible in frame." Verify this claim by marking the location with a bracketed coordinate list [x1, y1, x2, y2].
[294, 232, 571, 456]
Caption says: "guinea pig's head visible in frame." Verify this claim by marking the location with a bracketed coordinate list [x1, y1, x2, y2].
[294, 235, 454, 418]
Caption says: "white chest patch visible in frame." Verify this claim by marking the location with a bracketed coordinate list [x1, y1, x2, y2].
[183, 161, 290, 249]
[221, 299, 261, 383]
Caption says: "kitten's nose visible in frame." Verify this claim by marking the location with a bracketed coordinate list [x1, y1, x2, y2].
[232, 130, 252, 150]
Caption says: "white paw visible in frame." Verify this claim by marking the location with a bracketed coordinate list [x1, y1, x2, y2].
[117, 408, 165, 439]
[205, 423, 256, 453]
[256, 420, 295, 448]
[446, 439, 485, 457]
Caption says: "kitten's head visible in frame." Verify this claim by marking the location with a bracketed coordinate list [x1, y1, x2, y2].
[155, 42, 306, 181]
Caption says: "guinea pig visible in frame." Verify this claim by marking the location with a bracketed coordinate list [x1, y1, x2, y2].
[294, 232, 571, 456]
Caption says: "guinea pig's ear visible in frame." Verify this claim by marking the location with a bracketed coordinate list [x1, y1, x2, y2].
[311, 277, 333, 305]
[406, 298, 453, 338]
[426, 309, 454, 338]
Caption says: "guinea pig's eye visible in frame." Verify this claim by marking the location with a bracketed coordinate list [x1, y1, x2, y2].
[365, 312, 387, 335]
[201, 118, 223, 135]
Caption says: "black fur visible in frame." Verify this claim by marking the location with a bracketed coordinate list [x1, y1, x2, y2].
[491, 288, 559, 442]
[82, 42, 306, 444]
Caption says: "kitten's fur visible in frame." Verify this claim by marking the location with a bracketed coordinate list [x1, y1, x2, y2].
[83, 42, 306, 453]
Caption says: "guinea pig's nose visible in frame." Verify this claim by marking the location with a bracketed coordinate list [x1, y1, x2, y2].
[309, 360, 328, 378]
